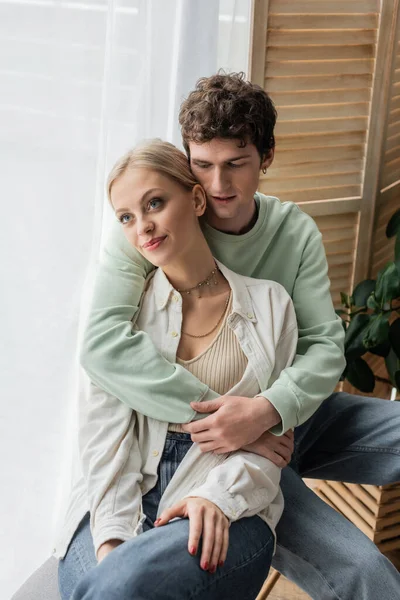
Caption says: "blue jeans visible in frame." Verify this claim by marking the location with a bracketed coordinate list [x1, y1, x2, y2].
[59, 432, 274, 600]
[272, 391, 400, 599]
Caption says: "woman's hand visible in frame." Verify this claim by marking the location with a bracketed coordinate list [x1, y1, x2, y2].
[243, 429, 294, 468]
[97, 539, 124, 563]
[155, 497, 229, 573]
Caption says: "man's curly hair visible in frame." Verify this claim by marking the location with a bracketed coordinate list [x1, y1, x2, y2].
[179, 72, 277, 160]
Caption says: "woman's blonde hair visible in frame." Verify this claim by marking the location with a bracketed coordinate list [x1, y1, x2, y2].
[107, 139, 198, 204]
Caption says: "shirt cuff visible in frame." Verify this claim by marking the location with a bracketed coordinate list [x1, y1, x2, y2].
[92, 516, 142, 557]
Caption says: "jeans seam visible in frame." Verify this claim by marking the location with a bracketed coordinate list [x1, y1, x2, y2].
[349, 445, 400, 455]
[274, 544, 344, 600]
[69, 537, 92, 579]
[188, 536, 274, 599]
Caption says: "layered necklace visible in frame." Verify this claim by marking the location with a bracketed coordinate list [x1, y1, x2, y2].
[178, 264, 232, 339]
[177, 264, 219, 299]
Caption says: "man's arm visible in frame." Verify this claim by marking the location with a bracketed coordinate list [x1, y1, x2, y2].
[80, 220, 219, 423]
[260, 232, 345, 434]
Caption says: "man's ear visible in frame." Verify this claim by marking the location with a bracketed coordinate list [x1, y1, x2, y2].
[261, 148, 275, 171]
[192, 184, 207, 217]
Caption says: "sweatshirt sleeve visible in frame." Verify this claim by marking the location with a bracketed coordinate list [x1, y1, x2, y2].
[259, 232, 346, 435]
[80, 220, 219, 424]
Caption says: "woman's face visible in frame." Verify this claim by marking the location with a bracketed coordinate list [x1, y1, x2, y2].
[110, 167, 205, 268]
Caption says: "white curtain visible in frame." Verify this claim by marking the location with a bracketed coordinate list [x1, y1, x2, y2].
[0, 0, 252, 595]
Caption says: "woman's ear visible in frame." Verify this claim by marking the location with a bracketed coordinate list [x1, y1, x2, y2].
[192, 184, 207, 217]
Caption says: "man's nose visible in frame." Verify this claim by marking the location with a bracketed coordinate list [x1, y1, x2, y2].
[212, 168, 229, 192]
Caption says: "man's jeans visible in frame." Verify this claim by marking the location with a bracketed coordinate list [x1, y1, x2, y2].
[59, 432, 274, 600]
[272, 391, 400, 599]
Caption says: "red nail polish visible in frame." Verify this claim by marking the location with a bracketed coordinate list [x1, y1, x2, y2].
[210, 565, 216, 573]
[202, 561, 208, 570]
[190, 546, 197, 555]
[219, 560, 224, 567]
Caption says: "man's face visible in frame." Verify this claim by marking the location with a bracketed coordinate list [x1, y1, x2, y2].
[189, 137, 273, 234]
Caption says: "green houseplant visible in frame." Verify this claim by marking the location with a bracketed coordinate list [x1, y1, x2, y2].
[339, 207, 400, 394]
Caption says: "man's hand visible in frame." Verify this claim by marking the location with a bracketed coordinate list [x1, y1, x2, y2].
[243, 429, 294, 468]
[181, 395, 281, 454]
[155, 497, 229, 573]
[97, 539, 124, 563]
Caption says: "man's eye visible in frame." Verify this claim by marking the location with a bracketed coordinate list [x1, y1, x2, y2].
[119, 214, 131, 224]
[228, 162, 243, 168]
[148, 198, 163, 210]
[195, 163, 210, 169]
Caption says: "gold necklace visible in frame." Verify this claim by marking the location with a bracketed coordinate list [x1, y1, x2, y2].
[181, 291, 231, 339]
[177, 265, 219, 298]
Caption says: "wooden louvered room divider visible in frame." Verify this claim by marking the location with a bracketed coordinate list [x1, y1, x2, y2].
[249, 1, 400, 596]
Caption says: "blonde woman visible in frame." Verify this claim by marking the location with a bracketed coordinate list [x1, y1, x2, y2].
[56, 140, 298, 600]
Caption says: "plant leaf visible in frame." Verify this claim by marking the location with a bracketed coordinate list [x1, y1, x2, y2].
[363, 313, 390, 349]
[395, 370, 400, 391]
[352, 279, 376, 307]
[386, 207, 400, 238]
[345, 358, 375, 393]
[344, 313, 371, 361]
[369, 340, 391, 358]
[367, 292, 380, 311]
[385, 349, 400, 387]
[389, 319, 400, 359]
[395, 235, 400, 279]
[340, 292, 352, 309]
[375, 263, 400, 305]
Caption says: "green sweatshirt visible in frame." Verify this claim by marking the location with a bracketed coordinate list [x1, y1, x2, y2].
[80, 193, 345, 435]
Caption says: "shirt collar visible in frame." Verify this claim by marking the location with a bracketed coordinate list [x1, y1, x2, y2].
[151, 259, 257, 323]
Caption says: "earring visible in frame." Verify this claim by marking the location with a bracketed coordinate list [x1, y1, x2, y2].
[262, 167, 267, 174]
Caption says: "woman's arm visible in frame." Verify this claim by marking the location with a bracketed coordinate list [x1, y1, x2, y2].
[79, 379, 144, 558]
[80, 220, 218, 423]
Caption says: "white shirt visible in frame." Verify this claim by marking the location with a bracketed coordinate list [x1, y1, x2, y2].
[54, 261, 298, 558]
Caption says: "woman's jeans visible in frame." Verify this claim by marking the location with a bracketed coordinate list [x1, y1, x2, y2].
[59, 432, 274, 600]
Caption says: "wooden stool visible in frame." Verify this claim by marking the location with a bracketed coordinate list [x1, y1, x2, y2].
[256, 569, 281, 599]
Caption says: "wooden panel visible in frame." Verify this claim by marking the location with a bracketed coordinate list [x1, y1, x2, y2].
[274, 146, 365, 167]
[370, 186, 400, 278]
[278, 103, 369, 121]
[262, 0, 380, 206]
[276, 118, 368, 136]
[266, 74, 373, 92]
[267, 45, 375, 62]
[249, 0, 269, 87]
[272, 89, 372, 106]
[269, 0, 379, 13]
[267, 29, 377, 47]
[266, 159, 364, 178]
[276, 131, 366, 150]
[268, 15, 379, 30]
[266, 59, 374, 78]
[271, 185, 361, 203]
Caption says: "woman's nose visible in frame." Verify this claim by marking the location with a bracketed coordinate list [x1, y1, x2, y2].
[137, 217, 154, 236]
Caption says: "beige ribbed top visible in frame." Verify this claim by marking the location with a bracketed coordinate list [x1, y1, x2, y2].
[168, 295, 249, 432]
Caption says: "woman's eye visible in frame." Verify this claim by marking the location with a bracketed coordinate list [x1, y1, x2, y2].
[119, 214, 131, 224]
[148, 198, 163, 210]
